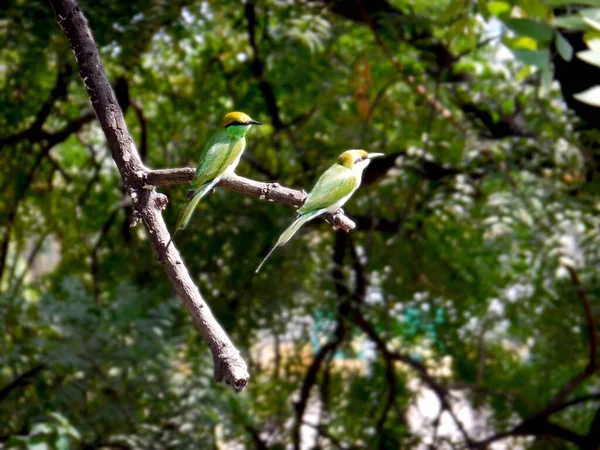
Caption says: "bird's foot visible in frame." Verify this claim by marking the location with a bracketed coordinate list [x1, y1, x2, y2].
[159, 236, 175, 263]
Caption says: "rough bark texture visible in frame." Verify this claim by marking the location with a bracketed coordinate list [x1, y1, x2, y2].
[49, 0, 249, 391]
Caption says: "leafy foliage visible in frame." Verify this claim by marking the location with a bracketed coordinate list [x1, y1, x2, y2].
[1, 0, 599, 448]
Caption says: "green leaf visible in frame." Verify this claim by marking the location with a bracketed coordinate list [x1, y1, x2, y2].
[55, 434, 70, 450]
[573, 85, 600, 106]
[583, 32, 600, 49]
[27, 437, 49, 450]
[30, 424, 52, 436]
[577, 49, 600, 66]
[541, 64, 553, 90]
[488, 1, 511, 17]
[520, 0, 549, 19]
[504, 18, 554, 42]
[477, 0, 490, 18]
[556, 32, 573, 61]
[441, 0, 466, 21]
[504, 35, 538, 50]
[49, 413, 69, 427]
[581, 8, 600, 30]
[9, 436, 29, 445]
[552, 15, 592, 30]
[546, 0, 600, 5]
[512, 48, 551, 68]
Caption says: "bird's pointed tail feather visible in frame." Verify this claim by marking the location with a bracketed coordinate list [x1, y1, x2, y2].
[174, 179, 218, 232]
[255, 209, 325, 273]
[163, 179, 218, 255]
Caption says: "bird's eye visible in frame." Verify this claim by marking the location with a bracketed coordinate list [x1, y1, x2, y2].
[225, 121, 244, 128]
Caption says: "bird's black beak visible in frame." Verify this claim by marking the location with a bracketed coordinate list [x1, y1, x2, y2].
[248, 119, 263, 126]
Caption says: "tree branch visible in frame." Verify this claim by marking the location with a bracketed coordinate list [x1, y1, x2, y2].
[245, 1, 284, 130]
[353, 0, 467, 133]
[0, 363, 46, 402]
[145, 169, 357, 232]
[49, 0, 249, 391]
[548, 266, 598, 406]
[0, 65, 71, 148]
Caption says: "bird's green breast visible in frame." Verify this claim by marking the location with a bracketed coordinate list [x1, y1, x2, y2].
[192, 133, 246, 188]
[298, 164, 360, 213]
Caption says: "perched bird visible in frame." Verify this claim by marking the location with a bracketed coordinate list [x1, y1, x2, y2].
[165, 112, 262, 251]
[255, 149, 384, 273]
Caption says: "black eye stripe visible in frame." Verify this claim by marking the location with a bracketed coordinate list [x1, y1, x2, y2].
[225, 120, 245, 128]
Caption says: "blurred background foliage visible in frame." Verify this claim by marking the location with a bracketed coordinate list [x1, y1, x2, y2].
[1, 0, 600, 448]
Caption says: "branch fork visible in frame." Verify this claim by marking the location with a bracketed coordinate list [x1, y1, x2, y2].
[49, 0, 356, 392]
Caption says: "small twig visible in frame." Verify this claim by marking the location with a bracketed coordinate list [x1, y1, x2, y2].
[301, 422, 347, 450]
[355, 0, 467, 133]
[245, 1, 284, 130]
[545, 265, 598, 410]
[293, 326, 345, 450]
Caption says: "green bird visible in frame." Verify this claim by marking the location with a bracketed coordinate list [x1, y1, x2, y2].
[255, 149, 384, 273]
[166, 111, 262, 250]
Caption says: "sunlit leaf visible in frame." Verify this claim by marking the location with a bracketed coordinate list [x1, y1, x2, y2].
[574, 85, 600, 106]
[581, 8, 600, 30]
[577, 49, 600, 66]
[55, 434, 70, 450]
[488, 1, 511, 16]
[584, 32, 600, 50]
[504, 35, 538, 50]
[519, 0, 549, 19]
[30, 424, 52, 436]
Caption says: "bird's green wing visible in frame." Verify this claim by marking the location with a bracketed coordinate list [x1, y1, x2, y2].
[192, 133, 245, 189]
[298, 163, 359, 213]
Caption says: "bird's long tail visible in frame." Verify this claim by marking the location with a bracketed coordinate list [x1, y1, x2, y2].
[255, 209, 326, 273]
[163, 180, 217, 253]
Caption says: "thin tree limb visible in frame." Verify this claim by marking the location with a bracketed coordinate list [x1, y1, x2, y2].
[354, 0, 467, 133]
[245, 1, 284, 130]
[0, 363, 46, 402]
[145, 169, 357, 232]
[546, 265, 598, 409]
[49, 0, 249, 391]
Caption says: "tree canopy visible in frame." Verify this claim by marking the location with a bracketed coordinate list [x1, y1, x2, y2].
[1, 0, 600, 448]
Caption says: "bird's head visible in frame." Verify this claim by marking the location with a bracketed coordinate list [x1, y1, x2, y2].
[220, 111, 262, 135]
[338, 150, 384, 170]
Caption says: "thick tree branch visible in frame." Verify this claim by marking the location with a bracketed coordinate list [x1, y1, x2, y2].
[145, 169, 357, 232]
[49, 0, 248, 391]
